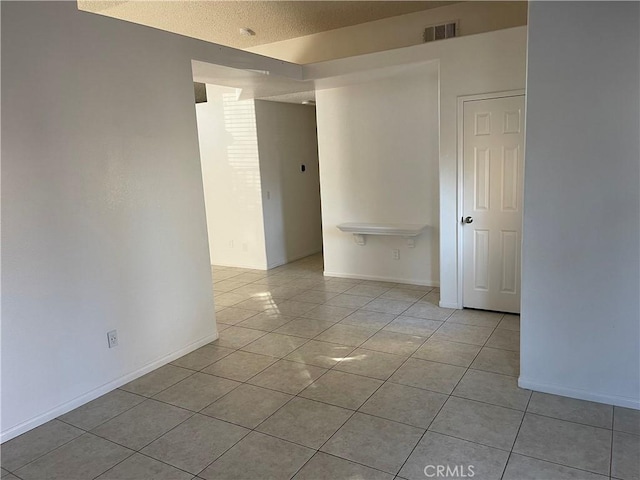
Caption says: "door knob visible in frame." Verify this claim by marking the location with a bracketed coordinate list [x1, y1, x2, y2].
[463, 216, 473, 224]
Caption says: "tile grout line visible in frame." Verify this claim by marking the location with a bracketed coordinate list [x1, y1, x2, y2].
[87, 450, 138, 480]
[500, 385, 535, 480]
[124, 260, 325, 477]
[393, 366, 463, 477]
[302, 318, 442, 477]
[12, 257, 538, 480]
[502, 450, 617, 479]
[517, 411, 616, 433]
[113, 269, 337, 477]
[387, 310, 486, 476]
[192, 332, 361, 478]
[210, 297, 534, 418]
[17, 327, 517, 478]
[112, 330, 605, 480]
[17, 367, 220, 476]
[282, 410, 358, 479]
[392, 309, 507, 476]
[609, 418, 614, 478]
[78, 353, 258, 478]
[191, 299, 434, 478]
[3, 430, 91, 477]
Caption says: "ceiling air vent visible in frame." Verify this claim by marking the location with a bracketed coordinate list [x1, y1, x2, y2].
[424, 21, 457, 43]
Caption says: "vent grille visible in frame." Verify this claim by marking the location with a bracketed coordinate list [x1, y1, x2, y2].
[424, 22, 457, 43]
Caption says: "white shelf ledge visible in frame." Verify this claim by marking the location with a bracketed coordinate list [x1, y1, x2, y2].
[337, 223, 427, 247]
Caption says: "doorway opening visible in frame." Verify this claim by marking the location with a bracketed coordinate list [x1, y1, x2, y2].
[193, 82, 323, 310]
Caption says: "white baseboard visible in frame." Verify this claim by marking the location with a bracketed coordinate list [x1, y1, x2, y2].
[210, 260, 268, 270]
[518, 377, 640, 410]
[439, 301, 460, 309]
[267, 248, 323, 270]
[323, 271, 439, 288]
[288, 248, 323, 264]
[0, 331, 219, 443]
[213, 249, 322, 271]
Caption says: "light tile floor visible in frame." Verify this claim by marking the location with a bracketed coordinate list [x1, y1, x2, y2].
[2, 254, 639, 479]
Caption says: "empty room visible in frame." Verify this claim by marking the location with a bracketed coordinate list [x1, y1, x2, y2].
[1, 1, 639, 479]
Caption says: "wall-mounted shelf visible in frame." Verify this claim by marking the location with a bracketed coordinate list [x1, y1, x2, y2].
[337, 223, 427, 247]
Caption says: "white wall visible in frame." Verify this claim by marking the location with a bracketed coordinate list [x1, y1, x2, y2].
[308, 27, 528, 300]
[0, 1, 300, 441]
[196, 85, 269, 269]
[247, 1, 527, 64]
[255, 101, 322, 268]
[316, 65, 440, 285]
[196, 93, 322, 270]
[520, 1, 640, 408]
[432, 28, 527, 307]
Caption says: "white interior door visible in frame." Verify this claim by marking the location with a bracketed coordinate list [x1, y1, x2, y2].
[462, 95, 525, 313]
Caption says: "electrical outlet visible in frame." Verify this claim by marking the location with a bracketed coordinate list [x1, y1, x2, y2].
[392, 249, 400, 260]
[229, 240, 234, 248]
[107, 330, 118, 348]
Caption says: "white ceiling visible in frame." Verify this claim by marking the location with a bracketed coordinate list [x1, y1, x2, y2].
[191, 52, 439, 104]
[192, 59, 314, 101]
[78, 1, 458, 49]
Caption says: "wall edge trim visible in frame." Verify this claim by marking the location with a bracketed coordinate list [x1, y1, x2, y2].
[518, 377, 640, 410]
[323, 270, 439, 287]
[0, 330, 219, 443]
[267, 248, 323, 270]
[209, 261, 268, 271]
[439, 301, 459, 309]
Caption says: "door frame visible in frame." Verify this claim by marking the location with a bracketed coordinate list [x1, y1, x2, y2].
[455, 89, 525, 310]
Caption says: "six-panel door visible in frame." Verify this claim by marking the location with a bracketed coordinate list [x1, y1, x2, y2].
[462, 95, 525, 313]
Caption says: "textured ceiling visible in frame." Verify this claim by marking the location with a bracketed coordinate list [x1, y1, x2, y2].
[78, 1, 459, 49]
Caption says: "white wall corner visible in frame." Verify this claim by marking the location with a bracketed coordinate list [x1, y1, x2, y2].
[439, 300, 460, 309]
